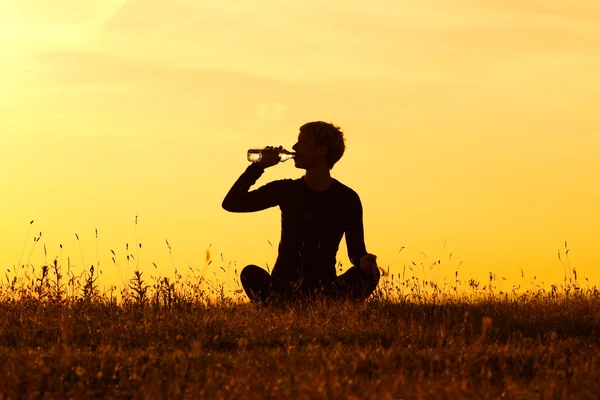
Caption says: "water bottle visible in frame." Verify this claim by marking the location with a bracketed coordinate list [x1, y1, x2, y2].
[247, 148, 296, 163]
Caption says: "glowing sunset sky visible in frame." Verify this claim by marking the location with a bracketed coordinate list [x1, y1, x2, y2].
[1, 0, 599, 292]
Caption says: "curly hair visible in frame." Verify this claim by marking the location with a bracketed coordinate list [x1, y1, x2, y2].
[299, 121, 346, 169]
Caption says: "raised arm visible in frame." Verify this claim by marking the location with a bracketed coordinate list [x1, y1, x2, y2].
[222, 163, 285, 212]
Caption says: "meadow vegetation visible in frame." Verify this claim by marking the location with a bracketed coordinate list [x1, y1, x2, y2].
[1, 233, 599, 399]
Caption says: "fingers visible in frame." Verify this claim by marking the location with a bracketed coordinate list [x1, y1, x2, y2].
[256, 145, 283, 169]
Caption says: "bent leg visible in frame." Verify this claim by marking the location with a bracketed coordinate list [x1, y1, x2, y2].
[335, 267, 380, 301]
[240, 265, 272, 303]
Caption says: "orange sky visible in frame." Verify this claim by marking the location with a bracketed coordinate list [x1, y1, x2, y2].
[1, 0, 599, 294]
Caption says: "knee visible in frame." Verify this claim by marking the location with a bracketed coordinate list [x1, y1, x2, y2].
[241, 264, 268, 283]
[240, 264, 256, 282]
[373, 266, 381, 282]
[363, 267, 381, 288]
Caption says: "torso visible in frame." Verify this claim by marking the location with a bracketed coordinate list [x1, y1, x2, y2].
[273, 177, 358, 286]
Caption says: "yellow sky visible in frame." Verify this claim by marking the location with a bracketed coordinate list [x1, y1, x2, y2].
[1, 0, 599, 293]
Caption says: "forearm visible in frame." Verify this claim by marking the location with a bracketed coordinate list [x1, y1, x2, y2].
[221, 163, 265, 212]
[347, 231, 368, 269]
[346, 198, 368, 268]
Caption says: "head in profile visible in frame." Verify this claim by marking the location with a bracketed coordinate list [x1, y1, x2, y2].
[292, 121, 346, 171]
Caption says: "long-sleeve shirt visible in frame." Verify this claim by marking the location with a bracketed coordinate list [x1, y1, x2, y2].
[222, 162, 368, 289]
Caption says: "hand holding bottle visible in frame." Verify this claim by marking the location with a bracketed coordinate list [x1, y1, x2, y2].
[255, 145, 283, 169]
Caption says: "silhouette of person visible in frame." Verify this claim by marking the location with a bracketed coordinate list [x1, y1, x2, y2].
[222, 121, 380, 304]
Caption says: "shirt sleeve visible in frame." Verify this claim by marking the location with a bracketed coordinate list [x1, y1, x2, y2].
[345, 191, 368, 268]
[222, 163, 286, 212]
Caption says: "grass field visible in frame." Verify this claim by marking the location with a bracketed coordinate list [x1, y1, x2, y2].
[1, 257, 599, 400]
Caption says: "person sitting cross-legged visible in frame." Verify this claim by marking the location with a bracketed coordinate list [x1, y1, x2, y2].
[222, 121, 380, 304]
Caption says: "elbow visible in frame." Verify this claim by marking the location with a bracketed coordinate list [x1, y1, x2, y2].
[222, 198, 233, 212]
[222, 196, 242, 212]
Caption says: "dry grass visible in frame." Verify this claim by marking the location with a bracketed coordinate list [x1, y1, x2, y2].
[1, 241, 599, 399]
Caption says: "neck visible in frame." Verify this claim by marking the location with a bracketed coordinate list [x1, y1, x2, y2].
[304, 166, 332, 191]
